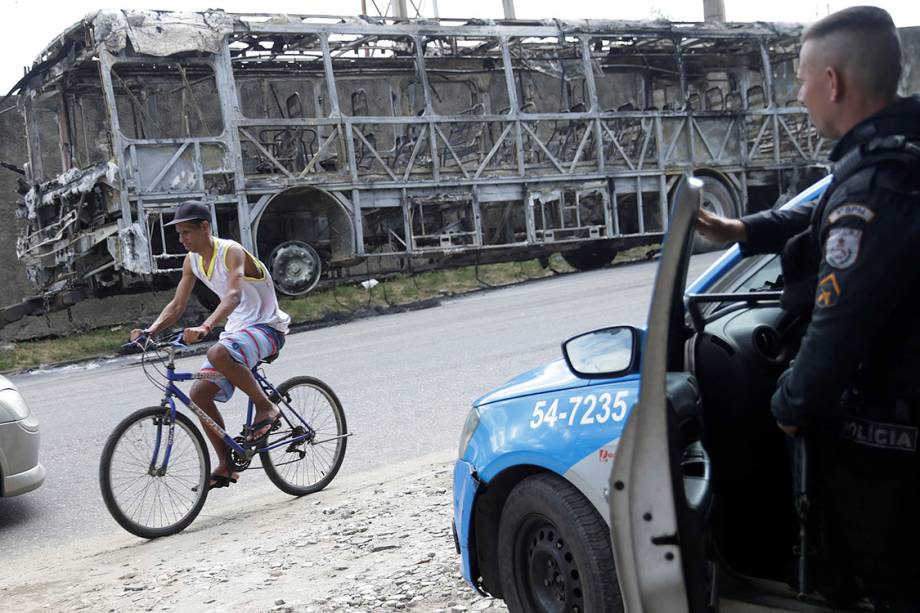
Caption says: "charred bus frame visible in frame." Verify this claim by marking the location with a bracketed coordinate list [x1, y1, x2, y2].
[10, 10, 825, 314]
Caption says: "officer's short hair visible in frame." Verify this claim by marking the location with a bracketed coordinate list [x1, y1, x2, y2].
[802, 6, 901, 98]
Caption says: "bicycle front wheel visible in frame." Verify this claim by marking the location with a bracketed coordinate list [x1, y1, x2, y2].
[99, 406, 210, 538]
[261, 376, 347, 496]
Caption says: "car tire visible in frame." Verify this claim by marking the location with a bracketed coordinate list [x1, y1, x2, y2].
[498, 473, 623, 613]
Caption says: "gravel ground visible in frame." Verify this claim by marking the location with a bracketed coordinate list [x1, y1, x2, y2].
[0, 451, 507, 613]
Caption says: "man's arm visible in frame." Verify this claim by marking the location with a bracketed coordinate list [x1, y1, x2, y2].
[696, 204, 813, 255]
[771, 191, 911, 429]
[181, 245, 246, 344]
[737, 205, 814, 257]
[130, 256, 196, 340]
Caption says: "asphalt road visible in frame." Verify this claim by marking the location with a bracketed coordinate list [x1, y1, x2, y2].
[0, 252, 722, 559]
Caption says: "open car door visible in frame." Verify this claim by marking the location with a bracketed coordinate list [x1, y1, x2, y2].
[609, 175, 715, 612]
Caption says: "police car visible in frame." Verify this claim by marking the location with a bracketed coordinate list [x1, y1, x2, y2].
[453, 175, 834, 612]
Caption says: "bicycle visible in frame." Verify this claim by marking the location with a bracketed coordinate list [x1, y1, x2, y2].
[99, 331, 349, 538]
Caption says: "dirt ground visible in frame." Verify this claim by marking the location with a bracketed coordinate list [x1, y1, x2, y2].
[0, 450, 507, 613]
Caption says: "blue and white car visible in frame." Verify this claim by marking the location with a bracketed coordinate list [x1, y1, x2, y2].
[453, 175, 832, 612]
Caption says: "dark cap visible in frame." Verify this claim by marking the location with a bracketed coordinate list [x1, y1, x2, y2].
[165, 201, 211, 226]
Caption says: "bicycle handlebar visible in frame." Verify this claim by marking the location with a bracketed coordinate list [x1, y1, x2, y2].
[122, 330, 188, 353]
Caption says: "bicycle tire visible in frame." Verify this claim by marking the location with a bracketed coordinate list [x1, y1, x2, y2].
[99, 406, 210, 538]
[261, 376, 347, 496]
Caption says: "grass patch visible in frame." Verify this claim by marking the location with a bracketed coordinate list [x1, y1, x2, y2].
[0, 247, 658, 373]
[0, 326, 129, 372]
[278, 256, 573, 322]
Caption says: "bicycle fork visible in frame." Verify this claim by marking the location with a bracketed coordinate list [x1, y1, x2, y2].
[147, 399, 179, 477]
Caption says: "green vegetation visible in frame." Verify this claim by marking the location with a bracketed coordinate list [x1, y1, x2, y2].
[278, 256, 570, 322]
[0, 247, 657, 372]
[0, 326, 129, 373]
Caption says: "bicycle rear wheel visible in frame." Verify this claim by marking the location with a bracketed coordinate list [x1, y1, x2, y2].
[99, 406, 210, 538]
[261, 376, 347, 496]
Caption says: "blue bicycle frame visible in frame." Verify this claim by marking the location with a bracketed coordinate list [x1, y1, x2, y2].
[144, 337, 316, 473]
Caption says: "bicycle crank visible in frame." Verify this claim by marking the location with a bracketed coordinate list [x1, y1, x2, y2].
[229, 437, 254, 471]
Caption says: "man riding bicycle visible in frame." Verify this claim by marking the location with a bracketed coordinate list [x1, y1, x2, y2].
[131, 200, 291, 490]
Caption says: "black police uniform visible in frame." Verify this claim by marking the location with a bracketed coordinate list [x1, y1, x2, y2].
[739, 95, 920, 608]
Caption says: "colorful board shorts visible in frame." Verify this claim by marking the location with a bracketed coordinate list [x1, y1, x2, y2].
[198, 324, 286, 402]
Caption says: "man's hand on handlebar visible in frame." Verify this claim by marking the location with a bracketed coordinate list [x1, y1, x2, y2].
[128, 324, 211, 348]
[126, 328, 153, 351]
[182, 325, 211, 345]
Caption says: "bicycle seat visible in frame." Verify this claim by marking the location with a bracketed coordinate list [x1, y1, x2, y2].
[259, 353, 280, 365]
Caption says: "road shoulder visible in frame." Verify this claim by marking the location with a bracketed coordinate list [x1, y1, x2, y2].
[0, 450, 506, 613]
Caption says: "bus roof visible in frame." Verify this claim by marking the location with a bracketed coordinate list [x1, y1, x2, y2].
[13, 9, 803, 96]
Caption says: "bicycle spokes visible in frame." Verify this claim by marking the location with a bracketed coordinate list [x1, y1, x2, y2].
[100, 408, 210, 538]
[259, 377, 348, 496]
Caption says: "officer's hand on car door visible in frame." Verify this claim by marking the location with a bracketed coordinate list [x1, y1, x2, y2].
[696, 208, 748, 244]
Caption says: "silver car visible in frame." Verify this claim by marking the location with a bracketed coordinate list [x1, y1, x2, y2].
[0, 374, 44, 496]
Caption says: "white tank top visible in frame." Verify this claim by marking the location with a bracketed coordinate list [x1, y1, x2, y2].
[189, 237, 291, 336]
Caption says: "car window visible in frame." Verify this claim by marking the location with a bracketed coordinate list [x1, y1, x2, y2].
[694, 252, 781, 298]
[730, 254, 782, 292]
[689, 254, 782, 324]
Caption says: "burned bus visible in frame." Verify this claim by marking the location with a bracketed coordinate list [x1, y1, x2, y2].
[8, 10, 825, 315]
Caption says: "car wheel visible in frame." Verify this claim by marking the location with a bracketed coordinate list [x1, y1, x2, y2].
[498, 473, 623, 613]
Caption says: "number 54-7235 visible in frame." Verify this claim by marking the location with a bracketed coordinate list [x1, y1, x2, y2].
[529, 391, 630, 429]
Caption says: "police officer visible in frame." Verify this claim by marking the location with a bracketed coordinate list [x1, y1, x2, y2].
[698, 6, 920, 610]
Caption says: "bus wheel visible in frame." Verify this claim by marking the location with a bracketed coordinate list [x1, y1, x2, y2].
[192, 282, 221, 311]
[268, 240, 322, 296]
[693, 175, 739, 253]
[561, 245, 618, 271]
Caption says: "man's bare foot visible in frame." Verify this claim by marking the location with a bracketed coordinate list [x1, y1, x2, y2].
[245, 407, 280, 444]
[193, 469, 239, 492]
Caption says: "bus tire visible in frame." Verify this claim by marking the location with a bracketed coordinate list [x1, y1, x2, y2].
[693, 174, 739, 253]
[561, 245, 618, 271]
[268, 240, 322, 296]
[192, 282, 221, 311]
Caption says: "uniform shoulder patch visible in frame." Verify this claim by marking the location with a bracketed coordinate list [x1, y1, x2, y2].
[827, 203, 875, 224]
[825, 227, 862, 269]
[816, 272, 841, 308]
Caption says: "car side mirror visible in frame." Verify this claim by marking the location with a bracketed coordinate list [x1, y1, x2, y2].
[562, 325, 639, 378]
